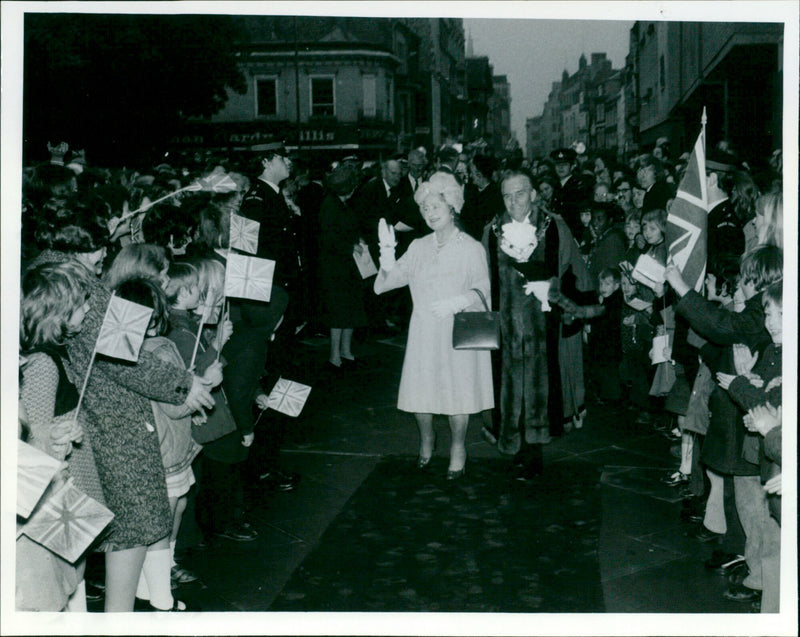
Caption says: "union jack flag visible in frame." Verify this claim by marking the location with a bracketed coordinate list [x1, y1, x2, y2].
[224, 253, 274, 302]
[17, 440, 62, 519]
[185, 171, 239, 194]
[266, 377, 312, 417]
[667, 124, 708, 293]
[230, 214, 260, 254]
[95, 294, 153, 362]
[21, 479, 114, 563]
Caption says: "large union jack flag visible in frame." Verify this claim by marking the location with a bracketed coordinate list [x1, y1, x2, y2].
[95, 294, 153, 362]
[21, 479, 114, 563]
[666, 127, 708, 292]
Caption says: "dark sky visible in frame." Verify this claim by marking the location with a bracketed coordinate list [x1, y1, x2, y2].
[464, 18, 633, 145]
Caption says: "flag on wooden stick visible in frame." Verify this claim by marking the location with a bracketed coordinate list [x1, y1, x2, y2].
[95, 294, 153, 362]
[666, 110, 708, 293]
[230, 214, 260, 254]
[17, 440, 63, 519]
[266, 377, 312, 417]
[185, 170, 239, 194]
[21, 479, 114, 563]
[224, 253, 274, 302]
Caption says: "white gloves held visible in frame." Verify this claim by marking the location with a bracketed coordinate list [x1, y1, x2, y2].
[378, 218, 397, 271]
[431, 294, 470, 318]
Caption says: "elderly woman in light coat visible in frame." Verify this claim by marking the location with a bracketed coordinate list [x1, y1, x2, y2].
[375, 171, 494, 479]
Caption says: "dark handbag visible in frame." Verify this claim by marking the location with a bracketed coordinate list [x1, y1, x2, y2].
[452, 288, 500, 350]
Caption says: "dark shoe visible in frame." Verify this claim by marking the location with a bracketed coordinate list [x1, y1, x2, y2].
[340, 357, 367, 368]
[661, 470, 690, 487]
[85, 580, 104, 602]
[726, 561, 750, 585]
[258, 469, 300, 492]
[723, 584, 761, 603]
[171, 565, 200, 585]
[215, 522, 258, 542]
[149, 598, 190, 611]
[704, 551, 745, 574]
[446, 467, 466, 481]
[677, 485, 695, 499]
[680, 508, 703, 524]
[692, 525, 724, 543]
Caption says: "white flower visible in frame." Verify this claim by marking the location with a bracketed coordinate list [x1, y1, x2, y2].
[500, 221, 538, 262]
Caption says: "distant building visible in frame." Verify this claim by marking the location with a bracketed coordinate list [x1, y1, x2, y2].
[488, 74, 512, 151]
[170, 16, 466, 160]
[525, 115, 544, 159]
[464, 56, 493, 143]
[628, 20, 783, 163]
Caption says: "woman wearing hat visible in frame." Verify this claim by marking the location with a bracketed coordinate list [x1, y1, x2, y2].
[374, 171, 493, 479]
[318, 162, 368, 369]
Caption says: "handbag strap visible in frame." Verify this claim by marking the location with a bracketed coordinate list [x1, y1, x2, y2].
[470, 288, 490, 312]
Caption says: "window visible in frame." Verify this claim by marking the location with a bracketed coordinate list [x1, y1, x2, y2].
[255, 77, 278, 117]
[659, 55, 666, 91]
[310, 76, 335, 117]
[362, 75, 376, 117]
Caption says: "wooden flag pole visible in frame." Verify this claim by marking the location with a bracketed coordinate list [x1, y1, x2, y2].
[119, 186, 192, 222]
[73, 292, 116, 423]
[189, 301, 212, 371]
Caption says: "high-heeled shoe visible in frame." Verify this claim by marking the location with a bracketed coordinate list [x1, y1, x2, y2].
[446, 466, 466, 480]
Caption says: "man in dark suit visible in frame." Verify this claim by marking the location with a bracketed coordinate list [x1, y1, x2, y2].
[460, 153, 504, 241]
[350, 157, 408, 332]
[550, 147, 592, 239]
[351, 158, 404, 261]
[235, 141, 302, 491]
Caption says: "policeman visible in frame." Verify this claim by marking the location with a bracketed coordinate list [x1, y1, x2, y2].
[549, 147, 591, 239]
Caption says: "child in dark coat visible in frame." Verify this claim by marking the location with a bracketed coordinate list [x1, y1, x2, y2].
[586, 267, 624, 404]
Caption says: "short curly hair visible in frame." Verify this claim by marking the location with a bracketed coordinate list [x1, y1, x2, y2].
[414, 171, 464, 214]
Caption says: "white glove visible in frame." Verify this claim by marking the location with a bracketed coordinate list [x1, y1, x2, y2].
[378, 218, 397, 271]
[500, 237, 535, 263]
[524, 281, 551, 311]
[378, 218, 396, 248]
[431, 294, 469, 318]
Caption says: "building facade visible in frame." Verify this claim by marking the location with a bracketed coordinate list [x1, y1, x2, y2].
[629, 20, 782, 162]
[488, 74, 512, 151]
[171, 16, 467, 161]
[525, 20, 782, 166]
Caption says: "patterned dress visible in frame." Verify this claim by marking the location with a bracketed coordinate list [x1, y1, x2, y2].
[376, 231, 494, 415]
[26, 251, 194, 550]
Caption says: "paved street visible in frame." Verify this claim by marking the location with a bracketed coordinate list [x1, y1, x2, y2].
[111, 330, 753, 615]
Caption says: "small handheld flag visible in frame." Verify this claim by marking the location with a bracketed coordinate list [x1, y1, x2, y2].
[95, 295, 153, 362]
[21, 479, 114, 563]
[230, 214, 260, 254]
[224, 253, 275, 302]
[266, 377, 312, 417]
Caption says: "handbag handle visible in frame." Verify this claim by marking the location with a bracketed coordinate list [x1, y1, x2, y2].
[469, 288, 490, 312]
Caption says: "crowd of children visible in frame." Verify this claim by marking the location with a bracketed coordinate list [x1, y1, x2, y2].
[572, 153, 784, 614]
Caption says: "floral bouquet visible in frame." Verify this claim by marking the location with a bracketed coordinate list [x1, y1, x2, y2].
[499, 220, 538, 262]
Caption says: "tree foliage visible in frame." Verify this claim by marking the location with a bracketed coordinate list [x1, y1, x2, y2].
[24, 13, 248, 165]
